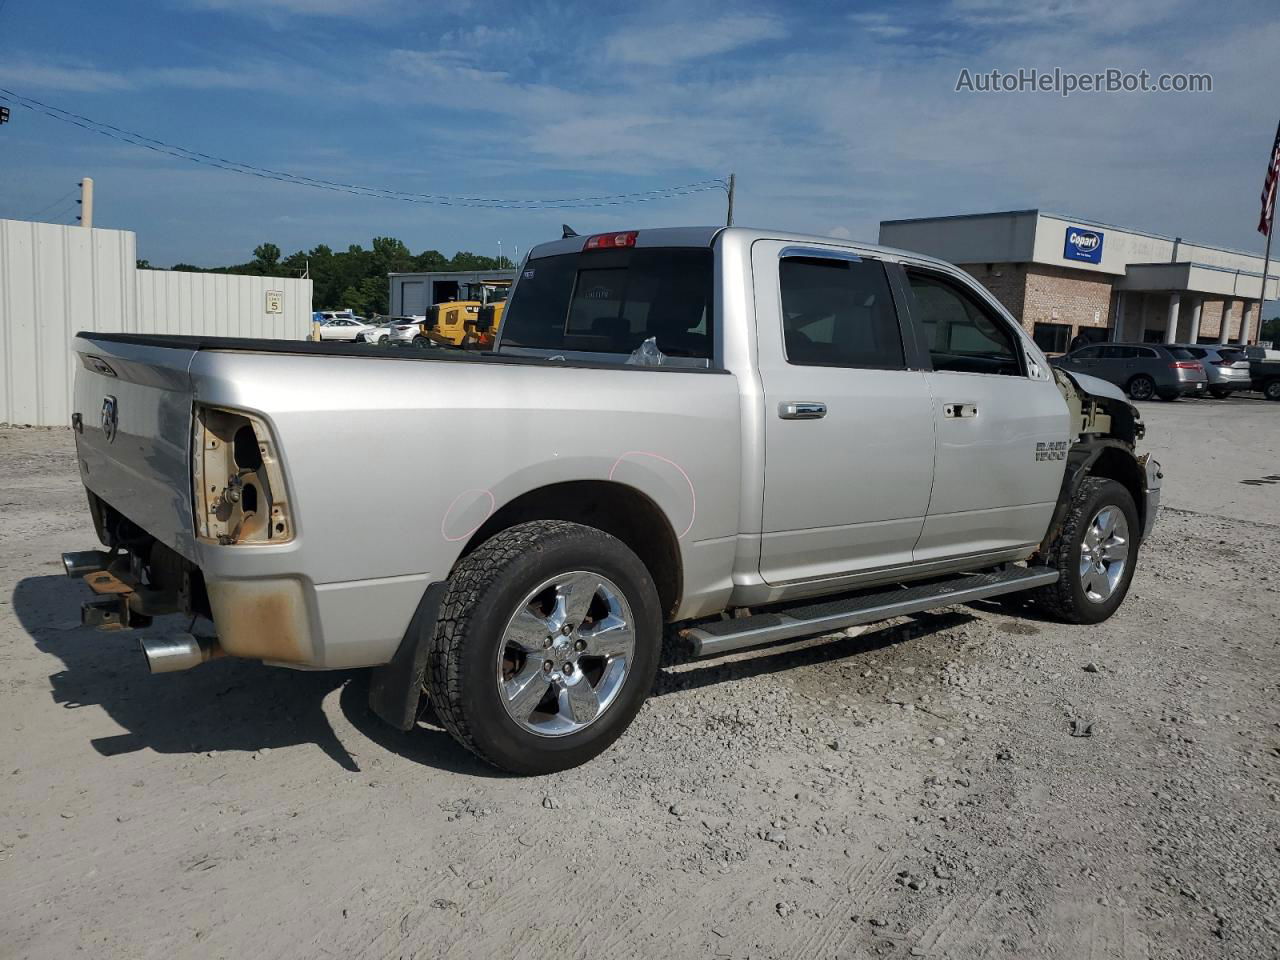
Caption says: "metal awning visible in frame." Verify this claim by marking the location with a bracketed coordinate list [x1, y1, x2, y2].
[1115, 261, 1279, 299]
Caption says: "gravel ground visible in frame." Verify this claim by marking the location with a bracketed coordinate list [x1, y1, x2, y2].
[1, 396, 1278, 960]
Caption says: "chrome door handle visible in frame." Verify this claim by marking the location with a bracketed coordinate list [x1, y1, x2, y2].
[943, 402, 979, 419]
[779, 401, 827, 420]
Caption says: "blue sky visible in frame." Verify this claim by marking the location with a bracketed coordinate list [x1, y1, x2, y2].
[0, 0, 1276, 267]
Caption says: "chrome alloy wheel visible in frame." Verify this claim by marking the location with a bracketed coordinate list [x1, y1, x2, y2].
[1078, 506, 1130, 603]
[495, 571, 635, 737]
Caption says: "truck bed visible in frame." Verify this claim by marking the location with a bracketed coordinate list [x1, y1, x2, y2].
[79, 332, 727, 374]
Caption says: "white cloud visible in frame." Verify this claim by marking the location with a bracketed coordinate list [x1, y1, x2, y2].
[0, 63, 134, 92]
[604, 14, 786, 66]
[188, 0, 408, 16]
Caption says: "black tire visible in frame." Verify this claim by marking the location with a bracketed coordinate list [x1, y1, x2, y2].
[424, 521, 662, 774]
[1209, 387, 1230, 399]
[1156, 390, 1180, 401]
[1031, 477, 1139, 625]
[1264, 379, 1280, 402]
[1126, 375, 1155, 401]
[412, 335, 428, 347]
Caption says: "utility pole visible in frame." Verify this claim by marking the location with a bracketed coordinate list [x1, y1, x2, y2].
[77, 177, 93, 229]
[726, 172, 736, 227]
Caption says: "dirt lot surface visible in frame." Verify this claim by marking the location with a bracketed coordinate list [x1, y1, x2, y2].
[2, 396, 1278, 960]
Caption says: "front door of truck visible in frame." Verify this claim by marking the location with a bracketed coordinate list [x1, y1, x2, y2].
[752, 241, 937, 586]
[899, 267, 1069, 561]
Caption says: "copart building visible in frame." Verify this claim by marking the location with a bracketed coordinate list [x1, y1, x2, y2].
[878, 210, 1278, 352]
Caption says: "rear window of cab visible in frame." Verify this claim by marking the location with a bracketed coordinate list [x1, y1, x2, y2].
[499, 247, 714, 359]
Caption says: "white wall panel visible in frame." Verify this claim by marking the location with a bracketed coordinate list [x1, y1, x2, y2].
[1, 219, 312, 425]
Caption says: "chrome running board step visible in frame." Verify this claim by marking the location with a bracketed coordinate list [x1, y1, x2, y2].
[685, 566, 1059, 657]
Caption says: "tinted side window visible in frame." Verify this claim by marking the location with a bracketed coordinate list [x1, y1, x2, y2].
[502, 248, 713, 358]
[907, 272, 1022, 376]
[1097, 346, 1125, 359]
[1073, 345, 1103, 359]
[1185, 347, 1207, 358]
[1168, 347, 1195, 360]
[778, 256, 904, 369]
[1136, 347, 1159, 358]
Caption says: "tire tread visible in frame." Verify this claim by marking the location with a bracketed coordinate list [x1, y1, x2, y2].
[424, 520, 619, 769]
[1031, 476, 1134, 624]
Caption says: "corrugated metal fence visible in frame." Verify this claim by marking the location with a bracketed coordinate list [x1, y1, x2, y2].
[136, 268, 311, 340]
[0, 218, 312, 425]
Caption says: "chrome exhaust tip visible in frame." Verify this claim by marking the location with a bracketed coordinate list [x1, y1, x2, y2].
[140, 633, 221, 673]
[62, 550, 112, 578]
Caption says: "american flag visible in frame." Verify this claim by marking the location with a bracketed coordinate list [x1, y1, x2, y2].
[1260, 119, 1280, 236]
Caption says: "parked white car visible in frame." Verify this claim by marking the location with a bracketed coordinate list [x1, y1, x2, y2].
[317, 316, 374, 341]
[357, 323, 392, 344]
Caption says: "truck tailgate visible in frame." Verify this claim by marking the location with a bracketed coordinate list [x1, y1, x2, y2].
[73, 335, 199, 560]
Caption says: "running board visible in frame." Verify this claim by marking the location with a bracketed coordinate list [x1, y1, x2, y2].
[684, 566, 1059, 657]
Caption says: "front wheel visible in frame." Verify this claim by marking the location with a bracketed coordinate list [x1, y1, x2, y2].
[1032, 477, 1139, 625]
[424, 521, 662, 774]
[1264, 379, 1280, 402]
[1126, 375, 1155, 401]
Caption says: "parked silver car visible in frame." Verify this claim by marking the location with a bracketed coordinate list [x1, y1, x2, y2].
[1051, 342, 1207, 401]
[1170, 344, 1251, 398]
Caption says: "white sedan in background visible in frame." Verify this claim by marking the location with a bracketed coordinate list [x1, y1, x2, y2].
[316, 316, 374, 341]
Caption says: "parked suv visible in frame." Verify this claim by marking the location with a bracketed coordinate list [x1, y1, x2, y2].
[1051, 342, 1207, 401]
[1171, 344, 1251, 398]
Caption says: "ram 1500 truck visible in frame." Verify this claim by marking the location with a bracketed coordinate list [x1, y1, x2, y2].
[63, 226, 1161, 774]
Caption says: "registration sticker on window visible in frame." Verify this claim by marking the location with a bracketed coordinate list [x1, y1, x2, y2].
[523, 269, 535, 279]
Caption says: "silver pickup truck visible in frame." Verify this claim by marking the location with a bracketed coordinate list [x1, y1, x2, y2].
[63, 226, 1161, 774]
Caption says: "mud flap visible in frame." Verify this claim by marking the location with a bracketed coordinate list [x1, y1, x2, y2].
[367, 581, 448, 731]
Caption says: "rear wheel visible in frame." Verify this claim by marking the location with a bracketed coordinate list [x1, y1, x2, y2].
[424, 521, 662, 774]
[1126, 375, 1155, 401]
[1032, 477, 1139, 625]
[1156, 390, 1180, 401]
[1209, 387, 1230, 399]
[1264, 379, 1280, 401]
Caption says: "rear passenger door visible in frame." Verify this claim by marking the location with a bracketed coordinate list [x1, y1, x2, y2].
[752, 242, 936, 586]
[901, 267, 1070, 562]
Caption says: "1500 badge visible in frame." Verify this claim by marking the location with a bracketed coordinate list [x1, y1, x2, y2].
[1035, 440, 1067, 461]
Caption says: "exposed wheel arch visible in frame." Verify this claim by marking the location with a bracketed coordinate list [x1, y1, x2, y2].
[1085, 445, 1147, 535]
[457, 480, 683, 619]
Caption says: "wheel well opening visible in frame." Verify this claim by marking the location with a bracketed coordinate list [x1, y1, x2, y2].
[1088, 448, 1146, 531]
[457, 481, 683, 618]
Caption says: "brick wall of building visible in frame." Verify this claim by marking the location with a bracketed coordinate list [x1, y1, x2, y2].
[961, 263, 1027, 322]
[1022, 265, 1115, 335]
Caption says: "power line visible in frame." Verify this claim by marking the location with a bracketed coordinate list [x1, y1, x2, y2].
[0, 87, 729, 209]
[17, 185, 78, 220]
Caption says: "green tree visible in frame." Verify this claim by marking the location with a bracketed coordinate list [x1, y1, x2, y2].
[169, 237, 514, 310]
[447, 251, 502, 271]
[253, 242, 282, 273]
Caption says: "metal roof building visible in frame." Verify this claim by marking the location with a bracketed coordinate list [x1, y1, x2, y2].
[387, 269, 516, 317]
